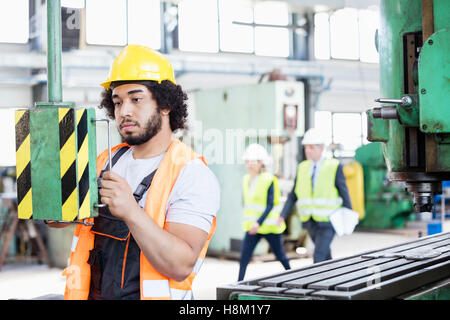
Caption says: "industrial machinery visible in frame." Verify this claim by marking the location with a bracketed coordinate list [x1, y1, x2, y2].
[355, 142, 414, 229]
[367, 0, 450, 214]
[217, 0, 450, 299]
[14, 1, 99, 223]
[191, 80, 305, 256]
[217, 232, 450, 300]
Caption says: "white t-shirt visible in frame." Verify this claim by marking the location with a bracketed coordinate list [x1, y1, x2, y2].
[106, 147, 220, 233]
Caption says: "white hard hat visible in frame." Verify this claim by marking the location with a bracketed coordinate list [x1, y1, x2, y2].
[242, 143, 271, 165]
[302, 128, 328, 145]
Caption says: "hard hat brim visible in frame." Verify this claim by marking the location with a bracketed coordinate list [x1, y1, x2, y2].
[100, 81, 111, 90]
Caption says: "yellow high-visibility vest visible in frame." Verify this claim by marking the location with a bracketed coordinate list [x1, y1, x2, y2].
[242, 172, 286, 234]
[294, 159, 343, 222]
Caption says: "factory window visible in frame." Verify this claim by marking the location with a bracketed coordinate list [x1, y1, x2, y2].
[178, 0, 219, 53]
[86, 0, 127, 46]
[358, 8, 379, 63]
[330, 8, 359, 60]
[217, 0, 290, 57]
[218, 0, 254, 53]
[314, 111, 368, 158]
[85, 0, 161, 48]
[127, 0, 161, 49]
[314, 111, 333, 145]
[0, 0, 29, 43]
[253, 1, 289, 57]
[314, 7, 379, 63]
[313, 12, 330, 60]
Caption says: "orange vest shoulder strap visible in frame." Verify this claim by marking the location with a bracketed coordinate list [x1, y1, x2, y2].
[144, 139, 203, 226]
[140, 139, 213, 300]
[64, 143, 130, 300]
[96, 143, 131, 176]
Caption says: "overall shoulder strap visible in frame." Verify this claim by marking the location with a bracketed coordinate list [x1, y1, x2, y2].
[96, 143, 130, 177]
[102, 146, 130, 171]
[98, 145, 131, 180]
[133, 169, 157, 203]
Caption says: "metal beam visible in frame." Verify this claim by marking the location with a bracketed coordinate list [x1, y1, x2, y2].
[47, 0, 63, 103]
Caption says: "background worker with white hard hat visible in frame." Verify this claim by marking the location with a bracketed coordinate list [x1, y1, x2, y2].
[238, 144, 291, 281]
[278, 128, 352, 263]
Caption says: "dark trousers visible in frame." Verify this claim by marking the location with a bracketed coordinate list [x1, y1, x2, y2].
[238, 233, 291, 281]
[303, 219, 335, 263]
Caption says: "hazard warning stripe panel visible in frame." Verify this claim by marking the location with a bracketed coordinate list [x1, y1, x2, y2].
[15, 110, 33, 219]
[15, 106, 99, 221]
[59, 108, 78, 221]
[29, 107, 62, 220]
[76, 108, 91, 219]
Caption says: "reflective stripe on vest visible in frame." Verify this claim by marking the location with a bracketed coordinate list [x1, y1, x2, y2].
[294, 159, 342, 222]
[242, 172, 286, 234]
[62, 140, 216, 300]
[70, 235, 79, 252]
[243, 203, 284, 213]
[142, 281, 193, 300]
[296, 198, 343, 207]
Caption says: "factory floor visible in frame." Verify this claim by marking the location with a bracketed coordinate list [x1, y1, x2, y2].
[0, 228, 434, 300]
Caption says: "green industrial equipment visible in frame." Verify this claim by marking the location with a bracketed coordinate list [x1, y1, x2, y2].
[192, 80, 305, 256]
[355, 142, 414, 229]
[14, 0, 99, 223]
[367, 0, 450, 214]
[216, 231, 450, 300]
[15, 106, 98, 221]
[217, 0, 450, 300]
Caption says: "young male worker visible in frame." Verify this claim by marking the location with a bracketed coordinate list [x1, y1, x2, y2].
[47, 45, 220, 300]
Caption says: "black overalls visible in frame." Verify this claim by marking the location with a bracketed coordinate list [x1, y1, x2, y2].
[88, 147, 156, 300]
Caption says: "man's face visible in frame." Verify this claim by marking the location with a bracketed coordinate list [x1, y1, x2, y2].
[112, 83, 162, 145]
[245, 160, 264, 176]
[304, 144, 324, 162]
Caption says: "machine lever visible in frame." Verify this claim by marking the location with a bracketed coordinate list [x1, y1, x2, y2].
[375, 96, 412, 107]
[92, 118, 112, 208]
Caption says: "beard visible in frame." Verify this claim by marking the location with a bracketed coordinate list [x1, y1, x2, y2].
[119, 112, 162, 146]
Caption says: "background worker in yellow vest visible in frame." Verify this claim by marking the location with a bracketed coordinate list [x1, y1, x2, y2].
[46, 45, 220, 300]
[279, 128, 352, 263]
[238, 144, 291, 281]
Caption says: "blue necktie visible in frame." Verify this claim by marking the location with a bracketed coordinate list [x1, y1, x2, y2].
[311, 164, 317, 189]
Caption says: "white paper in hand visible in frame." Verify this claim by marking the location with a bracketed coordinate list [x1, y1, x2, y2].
[329, 207, 359, 236]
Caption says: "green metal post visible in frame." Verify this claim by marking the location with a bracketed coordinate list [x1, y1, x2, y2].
[47, 0, 63, 103]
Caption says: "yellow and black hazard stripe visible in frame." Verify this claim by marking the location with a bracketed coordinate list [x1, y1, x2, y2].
[59, 108, 78, 221]
[76, 109, 91, 219]
[15, 110, 33, 219]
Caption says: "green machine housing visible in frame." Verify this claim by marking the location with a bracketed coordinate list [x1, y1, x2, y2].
[15, 103, 99, 222]
[355, 142, 414, 229]
[367, 0, 450, 213]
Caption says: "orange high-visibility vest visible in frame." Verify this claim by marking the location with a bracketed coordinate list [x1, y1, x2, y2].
[62, 139, 216, 300]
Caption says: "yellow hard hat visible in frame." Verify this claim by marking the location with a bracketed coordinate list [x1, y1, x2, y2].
[100, 45, 176, 90]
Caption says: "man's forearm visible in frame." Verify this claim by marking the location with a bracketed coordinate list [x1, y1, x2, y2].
[123, 206, 201, 282]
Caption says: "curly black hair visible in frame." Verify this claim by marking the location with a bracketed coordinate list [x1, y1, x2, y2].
[99, 80, 188, 132]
